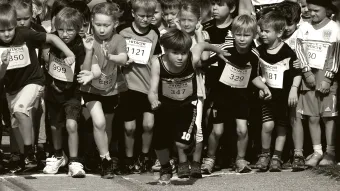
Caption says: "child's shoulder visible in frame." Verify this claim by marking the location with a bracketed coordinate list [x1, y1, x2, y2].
[202, 19, 215, 30]
[116, 22, 132, 33]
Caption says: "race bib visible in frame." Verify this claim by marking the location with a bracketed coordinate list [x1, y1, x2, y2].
[92, 71, 117, 91]
[304, 41, 330, 70]
[219, 62, 252, 88]
[0, 44, 31, 70]
[260, 58, 289, 89]
[48, 54, 75, 82]
[162, 77, 193, 101]
[126, 38, 152, 65]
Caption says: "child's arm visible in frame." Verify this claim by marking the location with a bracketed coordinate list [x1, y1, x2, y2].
[195, 25, 210, 61]
[288, 75, 302, 107]
[238, 0, 254, 15]
[148, 56, 161, 110]
[106, 53, 128, 66]
[0, 50, 10, 80]
[252, 76, 272, 100]
[77, 55, 101, 85]
[46, 34, 75, 65]
[191, 42, 230, 68]
[82, 36, 94, 71]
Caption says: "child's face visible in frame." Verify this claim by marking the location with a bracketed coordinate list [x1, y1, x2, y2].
[92, 14, 116, 40]
[211, 2, 233, 21]
[163, 8, 179, 28]
[133, 8, 154, 29]
[179, 10, 199, 34]
[79, 21, 90, 38]
[234, 30, 254, 50]
[308, 4, 328, 24]
[151, 3, 163, 27]
[56, 24, 77, 44]
[300, 0, 311, 18]
[0, 26, 15, 43]
[284, 23, 297, 37]
[16, 8, 32, 27]
[166, 49, 189, 68]
[259, 25, 282, 46]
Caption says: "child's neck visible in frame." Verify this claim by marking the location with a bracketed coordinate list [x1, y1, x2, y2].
[133, 21, 149, 34]
[311, 17, 330, 30]
[235, 45, 250, 54]
[266, 39, 283, 54]
[158, 23, 166, 32]
[215, 15, 232, 28]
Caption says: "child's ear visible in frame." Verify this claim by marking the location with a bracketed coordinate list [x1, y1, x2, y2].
[131, 10, 135, 18]
[114, 20, 119, 28]
[230, 5, 236, 14]
[277, 29, 284, 38]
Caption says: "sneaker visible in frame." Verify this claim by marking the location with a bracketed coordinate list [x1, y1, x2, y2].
[269, 157, 283, 172]
[319, 152, 336, 166]
[68, 162, 86, 178]
[235, 159, 252, 173]
[170, 158, 177, 173]
[111, 157, 120, 175]
[255, 153, 270, 171]
[305, 152, 323, 167]
[122, 163, 135, 175]
[8, 153, 25, 173]
[138, 155, 152, 173]
[43, 155, 67, 174]
[292, 155, 305, 172]
[25, 153, 37, 167]
[177, 161, 190, 178]
[201, 157, 215, 174]
[282, 160, 292, 169]
[159, 166, 172, 185]
[101, 158, 114, 179]
[152, 159, 161, 172]
[190, 161, 202, 178]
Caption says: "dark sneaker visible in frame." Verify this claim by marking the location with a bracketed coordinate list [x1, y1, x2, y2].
[292, 155, 305, 172]
[111, 157, 120, 175]
[101, 158, 114, 179]
[138, 155, 152, 173]
[269, 157, 283, 172]
[177, 161, 190, 178]
[9, 154, 25, 173]
[159, 166, 172, 185]
[0, 150, 4, 173]
[255, 153, 270, 172]
[25, 153, 37, 168]
[190, 161, 202, 178]
[121, 163, 135, 175]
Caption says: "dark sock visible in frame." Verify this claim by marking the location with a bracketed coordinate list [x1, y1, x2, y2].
[273, 150, 282, 159]
[24, 145, 33, 157]
[69, 157, 79, 163]
[262, 148, 270, 154]
[54, 149, 63, 157]
[161, 162, 171, 169]
[125, 156, 134, 165]
[141, 152, 149, 159]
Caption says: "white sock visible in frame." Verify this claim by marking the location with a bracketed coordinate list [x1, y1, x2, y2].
[100, 152, 111, 161]
[313, 144, 323, 155]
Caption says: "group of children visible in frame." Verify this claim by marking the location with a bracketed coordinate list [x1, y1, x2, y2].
[0, 0, 339, 185]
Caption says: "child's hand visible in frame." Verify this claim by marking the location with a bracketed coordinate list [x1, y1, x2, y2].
[217, 50, 231, 63]
[64, 56, 75, 66]
[318, 81, 330, 94]
[288, 86, 298, 107]
[1, 49, 10, 65]
[151, 100, 161, 110]
[304, 74, 316, 88]
[83, 35, 94, 51]
[174, 18, 181, 30]
[293, 59, 301, 69]
[77, 70, 94, 85]
[124, 58, 134, 67]
[259, 87, 272, 100]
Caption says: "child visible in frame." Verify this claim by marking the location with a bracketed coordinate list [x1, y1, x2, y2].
[117, 0, 161, 174]
[42, 7, 90, 178]
[77, 2, 128, 179]
[151, 0, 167, 36]
[198, 0, 212, 23]
[160, 0, 180, 28]
[255, 10, 301, 172]
[296, 0, 339, 167]
[0, 3, 75, 172]
[69, 1, 91, 38]
[299, 0, 311, 23]
[148, 28, 229, 185]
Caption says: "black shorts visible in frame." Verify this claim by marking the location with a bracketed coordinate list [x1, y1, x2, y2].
[261, 100, 289, 127]
[46, 98, 81, 128]
[82, 92, 119, 114]
[153, 103, 197, 150]
[120, 90, 152, 122]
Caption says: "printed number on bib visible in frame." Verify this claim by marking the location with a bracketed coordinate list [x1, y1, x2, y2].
[260, 58, 290, 89]
[181, 132, 191, 141]
[48, 54, 75, 82]
[92, 71, 117, 91]
[304, 41, 330, 70]
[0, 45, 31, 70]
[219, 62, 252, 88]
[162, 76, 193, 101]
[126, 38, 152, 65]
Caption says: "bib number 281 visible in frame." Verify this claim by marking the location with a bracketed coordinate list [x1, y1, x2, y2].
[181, 132, 191, 141]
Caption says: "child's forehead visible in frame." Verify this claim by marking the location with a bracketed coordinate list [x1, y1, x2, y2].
[134, 8, 155, 15]
[163, 7, 180, 13]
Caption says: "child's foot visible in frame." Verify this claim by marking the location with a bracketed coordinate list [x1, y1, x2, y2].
[152, 159, 161, 172]
[43, 155, 67, 174]
[137, 154, 153, 173]
[305, 152, 322, 167]
[101, 158, 114, 179]
[292, 154, 305, 172]
[68, 162, 86, 178]
[255, 153, 270, 171]
[190, 161, 202, 178]
[319, 153, 336, 166]
[159, 166, 173, 185]
[9, 153, 25, 173]
[269, 156, 282, 172]
[177, 161, 190, 178]
[201, 157, 215, 174]
[235, 159, 252, 173]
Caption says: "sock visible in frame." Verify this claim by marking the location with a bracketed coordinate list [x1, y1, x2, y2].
[161, 162, 171, 169]
[262, 148, 270, 154]
[54, 149, 63, 158]
[24, 145, 33, 157]
[141, 152, 149, 159]
[273, 150, 282, 159]
[294, 149, 303, 156]
[100, 152, 111, 161]
[207, 155, 216, 160]
[326, 145, 335, 156]
[124, 156, 134, 165]
[69, 157, 79, 163]
[313, 144, 323, 155]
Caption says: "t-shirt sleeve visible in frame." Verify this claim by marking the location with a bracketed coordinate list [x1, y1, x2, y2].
[21, 27, 46, 48]
[114, 35, 127, 54]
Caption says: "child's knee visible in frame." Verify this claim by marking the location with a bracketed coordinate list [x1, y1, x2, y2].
[66, 120, 78, 133]
[309, 117, 320, 124]
[236, 125, 248, 138]
[262, 121, 274, 132]
[124, 125, 136, 136]
[143, 122, 154, 132]
[211, 126, 223, 138]
[14, 111, 28, 120]
[94, 120, 106, 131]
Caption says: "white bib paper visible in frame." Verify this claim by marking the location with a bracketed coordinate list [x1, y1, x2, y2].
[0, 44, 31, 70]
[304, 41, 330, 70]
[162, 78, 193, 101]
[219, 62, 252, 88]
[260, 58, 290, 89]
[126, 38, 152, 65]
[48, 54, 75, 82]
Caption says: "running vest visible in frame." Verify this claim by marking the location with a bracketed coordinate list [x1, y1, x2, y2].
[158, 54, 197, 106]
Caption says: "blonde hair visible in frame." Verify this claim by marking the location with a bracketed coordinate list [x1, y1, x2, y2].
[232, 14, 257, 35]
[92, 2, 120, 21]
[131, 0, 157, 12]
[55, 7, 83, 32]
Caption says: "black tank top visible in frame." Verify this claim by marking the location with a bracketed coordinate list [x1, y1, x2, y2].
[158, 53, 197, 107]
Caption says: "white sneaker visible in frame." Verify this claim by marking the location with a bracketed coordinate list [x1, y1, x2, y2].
[68, 162, 86, 178]
[43, 155, 67, 174]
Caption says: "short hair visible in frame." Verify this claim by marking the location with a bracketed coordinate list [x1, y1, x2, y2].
[69, 1, 91, 23]
[55, 7, 83, 32]
[210, 0, 236, 9]
[10, 0, 33, 15]
[92, 2, 120, 21]
[131, 0, 157, 12]
[258, 10, 286, 32]
[50, 0, 69, 19]
[276, 1, 301, 25]
[232, 14, 257, 35]
[0, 3, 17, 29]
[160, 0, 180, 10]
[160, 28, 192, 52]
[180, 1, 201, 19]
